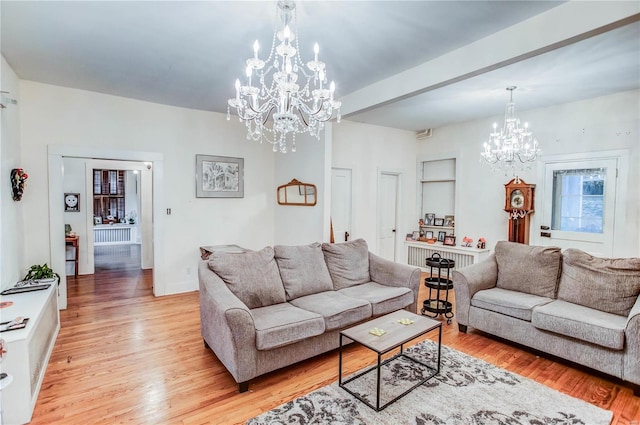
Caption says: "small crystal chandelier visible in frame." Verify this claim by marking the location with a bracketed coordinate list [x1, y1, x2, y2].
[227, 1, 341, 153]
[481, 86, 541, 175]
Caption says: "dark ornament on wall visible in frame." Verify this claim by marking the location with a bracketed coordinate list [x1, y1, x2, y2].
[11, 168, 29, 201]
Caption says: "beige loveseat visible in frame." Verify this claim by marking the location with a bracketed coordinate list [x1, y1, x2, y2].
[453, 241, 640, 395]
[198, 239, 421, 392]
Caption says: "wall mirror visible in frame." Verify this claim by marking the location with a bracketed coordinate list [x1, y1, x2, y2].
[277, 179, 317, 206]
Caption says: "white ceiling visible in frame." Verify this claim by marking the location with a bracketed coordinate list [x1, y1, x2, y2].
[2, 1, 639, 132]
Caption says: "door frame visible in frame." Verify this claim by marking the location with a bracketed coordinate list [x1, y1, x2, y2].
[377, 168, 403, 260]
[48, 145, 164, 310]
[531, 149, 630, 256]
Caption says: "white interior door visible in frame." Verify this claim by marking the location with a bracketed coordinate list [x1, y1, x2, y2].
[331, 168, 352, 242]
[537, 158, 617, 256]
[378, 172, 398, 261]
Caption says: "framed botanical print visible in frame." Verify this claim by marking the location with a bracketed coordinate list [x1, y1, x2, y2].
[196, 155, 244, 198]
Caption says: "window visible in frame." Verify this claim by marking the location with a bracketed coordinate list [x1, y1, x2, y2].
[551, 168, 605, 233]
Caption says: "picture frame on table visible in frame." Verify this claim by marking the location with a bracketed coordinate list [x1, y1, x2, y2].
[196, 154, 244, 198]
[412, 231, 419, 240]
[425, 230, 434, 239]
[444, 215, 455, 227]
[424, 213, 435, 226]
[434, 217, 444, 226]
[443, 235, 457, 246]
[437, 231, 447, 242]
[406, 233, 414, 241]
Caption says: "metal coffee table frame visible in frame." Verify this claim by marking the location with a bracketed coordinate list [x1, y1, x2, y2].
[338, 311, 442, 411]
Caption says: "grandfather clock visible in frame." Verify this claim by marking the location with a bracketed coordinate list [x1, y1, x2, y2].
[504, 178, 535, 244]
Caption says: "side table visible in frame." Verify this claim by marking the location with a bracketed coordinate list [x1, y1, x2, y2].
[65, 236, 79, 278]
[199, 244, 246, 260]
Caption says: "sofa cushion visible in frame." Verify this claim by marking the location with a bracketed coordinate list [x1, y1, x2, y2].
[322, 239, 371, 290]
[495, 241, 562, 298]
[532, 300, 627, 350]
[471, 287, 553, 321]
[274, 243, 334, 300]
[290, 291, 371, 331]
[208, 247, 286, 309]
[338, 282, 414, 316]
[557, 248, 640, 317]
[250, 303, 325, 350]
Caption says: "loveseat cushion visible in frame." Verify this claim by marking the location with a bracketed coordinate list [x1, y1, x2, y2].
[338, 282, 414, 316]
[274, 243, 334, 300]
[471, 287, 553, 321]
[250, 303, 325, 350]
[322, 239, 371, 290]
[208, 247, 286, 309]
[532, 300, 627, 350]
[557, 248, 640, 317]
[290, 291, 371, 331]
[495, 241, 562, 298]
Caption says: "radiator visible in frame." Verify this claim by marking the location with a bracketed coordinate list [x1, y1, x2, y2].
[408, 245, 475, 270]
[94, 227, 132, 245]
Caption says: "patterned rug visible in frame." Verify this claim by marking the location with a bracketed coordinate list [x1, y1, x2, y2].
[247, 340, 613, 425]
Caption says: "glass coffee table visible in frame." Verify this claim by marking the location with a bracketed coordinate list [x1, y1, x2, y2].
[338, 310, 441, 411]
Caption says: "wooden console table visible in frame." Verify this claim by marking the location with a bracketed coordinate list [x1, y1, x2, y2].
[199, 244, 246, 260]
[65, 236, 79, 277]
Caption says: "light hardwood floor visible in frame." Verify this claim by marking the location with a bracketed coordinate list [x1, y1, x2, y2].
[30, 265, 639, 424]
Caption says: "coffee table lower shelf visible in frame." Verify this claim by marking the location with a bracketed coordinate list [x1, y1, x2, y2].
[338, 310, 442, 412]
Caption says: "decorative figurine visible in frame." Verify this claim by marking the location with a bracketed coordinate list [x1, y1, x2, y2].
[477, 237, 486, 249]
[462, 236, 473, 247]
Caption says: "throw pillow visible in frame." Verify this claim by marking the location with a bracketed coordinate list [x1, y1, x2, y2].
[557, 248, 640, 317]
[322, 239, 370, 290]
[495, 241, 562, 298]
[208, 246, 286, 309]
[274, 243, 334, 300]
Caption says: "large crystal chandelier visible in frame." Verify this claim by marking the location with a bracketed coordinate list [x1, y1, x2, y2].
[227, 1, 341, 153]
[481, 87, 541, 175]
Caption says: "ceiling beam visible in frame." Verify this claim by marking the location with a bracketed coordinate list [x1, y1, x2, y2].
[339, 1, 640, 118]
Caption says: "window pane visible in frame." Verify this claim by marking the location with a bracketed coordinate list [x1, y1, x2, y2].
[552, 168, 605, 233]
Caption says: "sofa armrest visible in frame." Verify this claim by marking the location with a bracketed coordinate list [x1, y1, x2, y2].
[198, 261, 257, 384]
[452, 253, 498, 328]
[623, 295, 640, 387]
[369, 252, 421, 313]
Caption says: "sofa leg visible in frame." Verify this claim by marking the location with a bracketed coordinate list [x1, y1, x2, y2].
[203, 339, 210, 349]
[238, 381, 249, 393]
[458, 324, 467, 333]
[632, 383, 640, 397]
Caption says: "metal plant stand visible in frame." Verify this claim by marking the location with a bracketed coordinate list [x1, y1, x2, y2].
[421, 253, 455, 324]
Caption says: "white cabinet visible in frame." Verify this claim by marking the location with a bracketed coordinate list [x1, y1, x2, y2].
[1, 284, 59, 424]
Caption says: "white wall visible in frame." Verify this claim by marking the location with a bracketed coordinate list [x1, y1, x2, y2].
[332, 120, 417, 258]
[1, 56, 26, 289]
[19, 81, 276, 294]
[273, 131, 327, 246]
[417, 89, 640, 256]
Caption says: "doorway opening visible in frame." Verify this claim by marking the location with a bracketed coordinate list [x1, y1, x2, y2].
[49, 146, 164, 310]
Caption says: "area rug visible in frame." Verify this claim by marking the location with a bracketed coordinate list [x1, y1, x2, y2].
[247, 340, 613, 425]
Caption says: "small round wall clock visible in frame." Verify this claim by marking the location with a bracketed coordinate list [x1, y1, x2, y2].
[64, 193, 80, 212]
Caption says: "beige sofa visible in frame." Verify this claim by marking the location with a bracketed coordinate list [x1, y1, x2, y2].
[198, 239, 421, 392]
[453, 241, 640, 395]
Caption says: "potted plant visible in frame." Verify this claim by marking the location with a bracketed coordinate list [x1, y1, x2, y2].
[23, 263, 60, 285]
